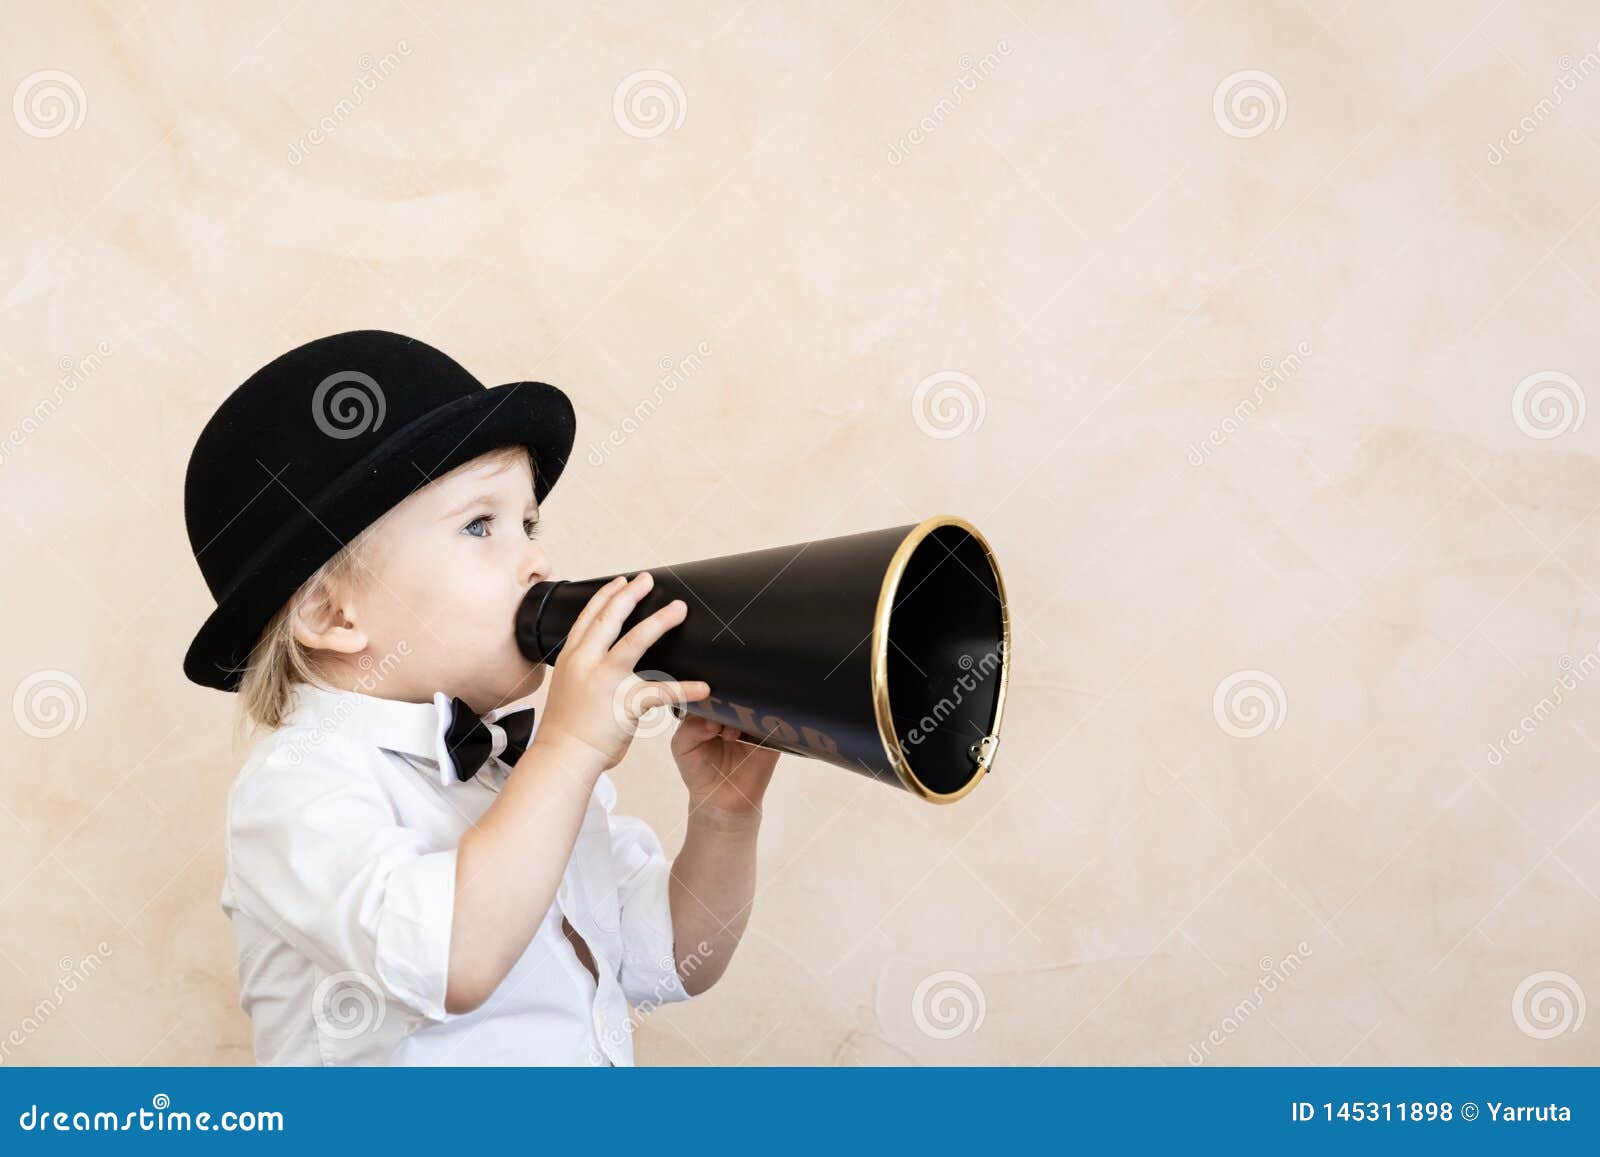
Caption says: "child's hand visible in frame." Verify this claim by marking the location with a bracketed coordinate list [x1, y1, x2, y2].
[670, 714, 778, 823]
[534, 572, 710, 770]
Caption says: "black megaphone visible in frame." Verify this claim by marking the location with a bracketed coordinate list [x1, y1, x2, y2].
[514, 516, 1010, 804]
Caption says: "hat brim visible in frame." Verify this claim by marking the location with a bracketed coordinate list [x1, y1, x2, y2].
[184, 379, 576, 692]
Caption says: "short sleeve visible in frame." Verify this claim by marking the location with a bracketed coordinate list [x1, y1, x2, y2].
[225, 737, 457, 1025]
[606, 801, 694, 1010]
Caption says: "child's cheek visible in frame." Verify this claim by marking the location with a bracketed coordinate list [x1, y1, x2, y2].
[456, 566, 510, 630]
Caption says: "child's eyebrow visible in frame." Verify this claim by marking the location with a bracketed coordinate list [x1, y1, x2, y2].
[439, 492, 540, 522]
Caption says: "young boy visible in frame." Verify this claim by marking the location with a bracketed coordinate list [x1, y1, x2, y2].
[182, 329, 778, 1065]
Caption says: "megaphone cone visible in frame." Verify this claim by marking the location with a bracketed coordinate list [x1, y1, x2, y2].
[515, 515, 1010, 803]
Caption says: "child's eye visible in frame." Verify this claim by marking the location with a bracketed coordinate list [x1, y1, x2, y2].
[523, 519, 541, 540]
[462, 514, 494, 538]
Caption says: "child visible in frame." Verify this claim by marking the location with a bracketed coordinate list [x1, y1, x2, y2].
[182, 329, 778, 1065]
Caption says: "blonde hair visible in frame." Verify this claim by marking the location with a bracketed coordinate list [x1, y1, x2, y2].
[233, 444, 536, 740]
[233, 525, 381, 742]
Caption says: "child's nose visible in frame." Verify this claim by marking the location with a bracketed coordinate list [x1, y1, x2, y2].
[519, 541, 549, 588]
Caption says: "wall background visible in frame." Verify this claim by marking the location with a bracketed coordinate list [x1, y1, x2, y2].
[3, 0, 1598, 1065]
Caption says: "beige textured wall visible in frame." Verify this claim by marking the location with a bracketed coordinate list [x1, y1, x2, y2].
[3, 0, 1599, 1066]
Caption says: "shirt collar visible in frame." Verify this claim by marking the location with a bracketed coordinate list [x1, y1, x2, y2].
[283, 683, 539, 787]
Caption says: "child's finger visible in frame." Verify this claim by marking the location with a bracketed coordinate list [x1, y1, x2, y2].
[566, 575, 630, 652]
[670, 710, 720, 753]
[579, 571, 655, 657]
[629, 678, 704, 720]
[609, 598, 688, 669]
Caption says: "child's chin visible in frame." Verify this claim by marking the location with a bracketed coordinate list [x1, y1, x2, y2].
[485, 661, 545, 708]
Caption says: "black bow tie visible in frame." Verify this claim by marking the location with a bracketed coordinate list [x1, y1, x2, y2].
[442, 696, 536, 783]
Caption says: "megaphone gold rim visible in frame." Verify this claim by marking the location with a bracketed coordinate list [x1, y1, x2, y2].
[870, 515, 1012, 804]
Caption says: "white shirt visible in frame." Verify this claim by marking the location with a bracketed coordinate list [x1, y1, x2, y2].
[219, 682, 692, 1066]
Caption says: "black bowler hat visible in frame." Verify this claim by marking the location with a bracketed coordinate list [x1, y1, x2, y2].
[182, 329, 576, 692]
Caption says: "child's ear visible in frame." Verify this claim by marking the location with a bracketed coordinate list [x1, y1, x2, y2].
[289, 578, 369, 656]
